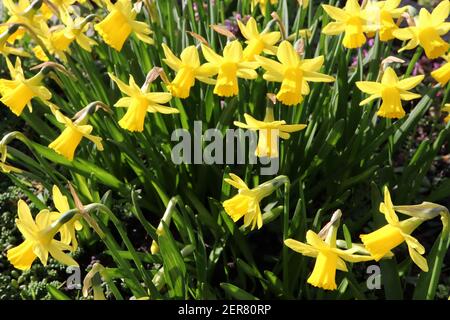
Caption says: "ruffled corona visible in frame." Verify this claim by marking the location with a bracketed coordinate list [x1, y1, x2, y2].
[49, 111, 104, 160]
[0, 58, 51, 116]
[95, 0, 153, 52]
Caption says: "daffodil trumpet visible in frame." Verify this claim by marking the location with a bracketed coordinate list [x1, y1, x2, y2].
[285, 210, 373, 290]
[48, 109, 104, 161]
[0, 58, 52, 116]
[95, 0, 154, 52]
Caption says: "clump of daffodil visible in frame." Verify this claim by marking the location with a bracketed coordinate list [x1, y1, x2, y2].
[201, 41, 259, 97]
[285, 210, 373, 290]
[322, 0, 371, 49]
[223, 174, 285, 230]
[356, 67, 424, 119]
[161, 44, 216, 99]
[33, 13, 98, 61]
[0, 0, 46, 44]
[109, 73, 177, 132]
[360, 187, 433, 271]
[95, 0, 154, 52]
[237, 17, 281, 61]
[393, 0, 450, 59]
[56, 12, 98, 52]
[49, 110, 104, 160]
[255, 40, 335, 106]
[51, 185, 83, 251]
[431, 54, 450, 86]
[364, 0, 409, 41]
[443, 104, 450, 123]
[0, 25, 30, 57]
[252, 0, 278, 13]
[0, 58, 52, 116]
[234, 106, 306, 157]
[7, 199, 78, 270]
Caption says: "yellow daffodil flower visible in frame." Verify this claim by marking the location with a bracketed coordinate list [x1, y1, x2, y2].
[393, 0, 450, 59]
[49, 110, 104, 160]
[443, 104, 450, 123]
[322, 0, 370, 49]
[33, 13, 97, 62]
[285, 211, 373, 290]
[0, 26, 30, 57]
[252, 0, 278, 13]
[95, 0, 154, 51]
[234, 108, 306, 157]
[255, 40, 335, 106]
[237, 17, 281, 61]
[364, 0, 409, 41]
[356, 67, 424, 119]
[60, 13, 98, 52]
[1, 0, 46, 43]
[51, 185, 83, 251]
[360, 187, 429, 272]
[161, 44, 216, 98]
[223, 174, 279, 230]
[109, 73, 177, 132]
[0, 58, 52, 116]
[431, 54, 450, 86]
[7, 200, 78, 270]
[201, 41, 259, 97]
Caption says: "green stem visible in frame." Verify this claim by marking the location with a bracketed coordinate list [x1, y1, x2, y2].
[405, 47, 423, 77]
